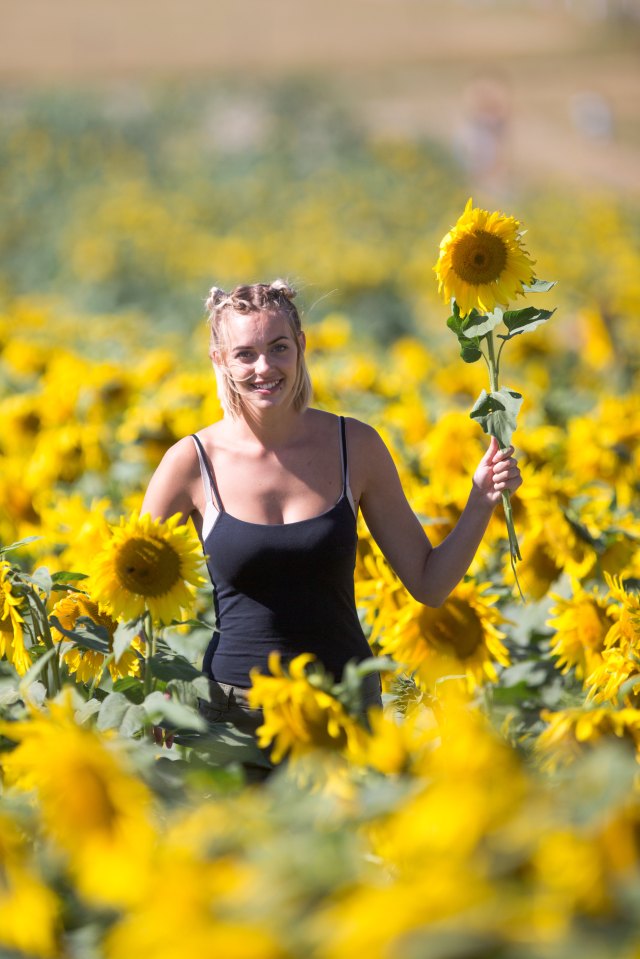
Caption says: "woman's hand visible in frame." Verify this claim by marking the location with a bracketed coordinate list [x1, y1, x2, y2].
[472, 436, 522, 507]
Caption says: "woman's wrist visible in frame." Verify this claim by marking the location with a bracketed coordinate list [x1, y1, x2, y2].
[468, 482, 498, 514]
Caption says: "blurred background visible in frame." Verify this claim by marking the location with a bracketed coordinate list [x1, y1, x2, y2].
[1, 0, 638, 344]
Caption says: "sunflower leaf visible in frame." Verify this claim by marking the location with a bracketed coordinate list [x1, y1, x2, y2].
[0, 536, 41, 555]
[498, 307, 555, 340]
[144, 690, 207, 732]
[523, 278, 556, 293]
[461, 307, 504, 337]
[49, 615, 111, 654]
[148, 653, 203, 682]
[51, 571, 89, 583]
[447, 310, 483, 364]
[113, 618, 143, 665]
[469, 388, 523, 447]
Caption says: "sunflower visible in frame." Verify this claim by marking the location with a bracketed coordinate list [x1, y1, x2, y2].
[0, 690, 156, 909]
[50, 591, 144, 684]
[0, 561, 31, 677]
[89, 512, 206, 625]
[536, 705, 640, 770]
[434, 197, 535, 317]
[378, 579, 509, 693]
[547, 584, 615, 682]
[248, 652, 366, 764]
[583, 573, 640, 706]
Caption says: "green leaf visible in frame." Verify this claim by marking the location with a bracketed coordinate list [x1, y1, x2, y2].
[446, 310, 483, 364]
[120, 704, 147, 738]
[49, 615, 111, 655]
[97, 691, 131, 730]
[30, 567, 53, 595]
[143, 690, 207, 732]
[97, 691, 146, 735]
[469, 388, 523, 447]
[523, 278, 556, 293]
[498, 306, 555, 340]
[51, 571, 89, 583]
[113, 619, 143, 665]
[461, 306, 503, 338]
[112, 676, 145, 704]
[0, 536, 41, 555]
[149, 653, 203, 682]
[17, 646, 57, 695]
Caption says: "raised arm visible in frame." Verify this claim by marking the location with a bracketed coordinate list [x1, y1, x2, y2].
[140, 436, 201, 526]
[352, 421, 521, 607]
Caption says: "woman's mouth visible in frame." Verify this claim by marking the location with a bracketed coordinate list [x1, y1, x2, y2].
[250, 378, 283, 394]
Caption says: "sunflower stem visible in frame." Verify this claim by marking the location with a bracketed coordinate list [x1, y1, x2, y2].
[26, 581, 62, 697]
[485, 332, 525, 601]
[143, 610, 155, 697]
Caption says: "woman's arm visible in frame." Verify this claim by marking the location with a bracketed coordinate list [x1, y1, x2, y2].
[352, 421, 521, 607]
[140, 437, 201, 525]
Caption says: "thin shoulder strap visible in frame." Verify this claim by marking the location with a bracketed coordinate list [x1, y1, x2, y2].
[338, 416, 349, 495]
[190, 434, 224, 512]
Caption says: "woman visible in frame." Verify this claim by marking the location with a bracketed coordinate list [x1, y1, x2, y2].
[142, 279, 522, 761]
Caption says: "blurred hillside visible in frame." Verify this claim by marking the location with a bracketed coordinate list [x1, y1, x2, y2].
[1, 0, 639, 196]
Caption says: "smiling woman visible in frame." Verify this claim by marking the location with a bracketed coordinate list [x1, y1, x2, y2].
[140, 278, 522, 775]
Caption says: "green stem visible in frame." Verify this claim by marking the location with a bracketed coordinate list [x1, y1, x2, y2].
[28, 584, 62, 696]
[485, 332, 525, 600]
[143, 610, 155, 698]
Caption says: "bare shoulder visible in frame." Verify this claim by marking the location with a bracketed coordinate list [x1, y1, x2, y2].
[156, 434, 201, 478]
[142, 434, 204, 522]
[343, 416, 386, 454]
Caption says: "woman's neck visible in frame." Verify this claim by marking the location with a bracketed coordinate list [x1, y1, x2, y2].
[224, 404, 306, 450]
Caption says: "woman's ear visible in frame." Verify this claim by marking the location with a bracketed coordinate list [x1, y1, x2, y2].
[298, 330, 306, 353]
[210, 348, 222, 367]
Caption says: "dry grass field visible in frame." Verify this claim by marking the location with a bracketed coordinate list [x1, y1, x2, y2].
[1, 0, 639, 194]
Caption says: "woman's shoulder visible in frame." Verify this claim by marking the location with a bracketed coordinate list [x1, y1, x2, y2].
[305, 410, 384, 464]
[156, 433, 205, 477]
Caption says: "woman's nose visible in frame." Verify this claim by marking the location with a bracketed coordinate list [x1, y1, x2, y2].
[254, 353, 270, 375]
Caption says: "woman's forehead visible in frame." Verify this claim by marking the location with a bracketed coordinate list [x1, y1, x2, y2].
[226, 309, 293, 347]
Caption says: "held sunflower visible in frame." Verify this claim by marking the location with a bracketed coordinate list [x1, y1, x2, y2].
[89, 513, 206, 625]
[434, 198, 535, 317]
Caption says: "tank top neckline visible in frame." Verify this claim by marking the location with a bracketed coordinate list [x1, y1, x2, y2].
[202, 488, 350, 533]
[193, 415, 354, 536]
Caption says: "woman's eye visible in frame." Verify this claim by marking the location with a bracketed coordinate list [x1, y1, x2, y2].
[273, 344, 288, 353]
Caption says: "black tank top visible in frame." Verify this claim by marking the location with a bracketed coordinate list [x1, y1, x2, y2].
[191, 416, 372, 687]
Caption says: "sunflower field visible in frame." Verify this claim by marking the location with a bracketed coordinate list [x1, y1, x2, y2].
[1, 83, 640, 959]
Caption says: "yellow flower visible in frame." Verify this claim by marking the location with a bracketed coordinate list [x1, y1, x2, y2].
[50, 591, 144, 684]
[0, 812, 62, 958]
[89, 511, 206, 625]
[0, 690, 156, 908]
[248, 652, 366, 764]
[434, 197, 535, 317]
[0, 561, 31, 677]
[104, 847, 284, 959]
[346, 705, 437, 777]
[536, 705, 640, 770]
[583, 573, 640, 705]
[378, 579, 509, 693]
[547, 584, 615, 682]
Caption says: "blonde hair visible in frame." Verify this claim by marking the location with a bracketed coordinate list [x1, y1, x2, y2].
[205, 280, 312, 418]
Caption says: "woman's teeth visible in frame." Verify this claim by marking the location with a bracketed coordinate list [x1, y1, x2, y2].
[251, 379, 282, 391]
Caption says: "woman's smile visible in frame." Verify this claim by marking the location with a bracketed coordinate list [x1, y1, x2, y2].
[250, 377, 284, 394]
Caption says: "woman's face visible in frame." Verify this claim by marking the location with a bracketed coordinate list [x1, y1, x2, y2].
[216, 309, 305, 410]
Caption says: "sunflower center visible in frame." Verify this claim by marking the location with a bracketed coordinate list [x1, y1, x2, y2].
[451, 230, 508, 286]
[428, 598, 485, 660]
[115, 536, 181, 597]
